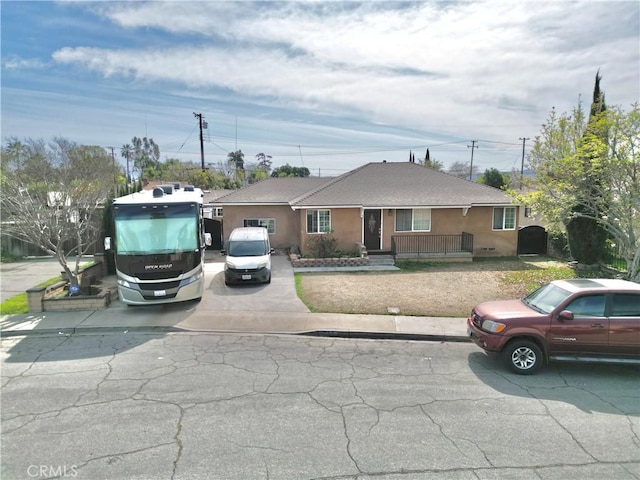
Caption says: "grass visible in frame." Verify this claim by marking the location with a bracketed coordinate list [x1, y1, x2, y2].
[294, 273, 317, 312]
[501, 262, 612, 292]
[0, 275, 63, 316]
[0, 293, 28, 315]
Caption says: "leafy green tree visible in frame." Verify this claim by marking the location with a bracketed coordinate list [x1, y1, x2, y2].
[513, 103, 640, 281]
[479, 168, 508, 189]
[244, 162, 268, 184]
[255, 152, 272, 175]
[420, 148, 444, 171]
[565, 72, 609, 265]
[271, 164, 310, 177]
[1, 137, 121, 290]
[131, 136, 160, 176]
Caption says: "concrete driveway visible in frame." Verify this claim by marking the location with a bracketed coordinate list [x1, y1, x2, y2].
[0, 252, 309, 314]
[201, 252, 310, 313]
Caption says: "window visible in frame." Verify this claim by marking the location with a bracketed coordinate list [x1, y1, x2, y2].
[493, 207, 516, 230]
[395, 209, 431, 232]
[214, 207, 223, 217]
[306, 209, 330, 233]
[611, 294, 640, 316]
[524, 207, 532, 218]
[566, 295, 606, 317]
[243, 218, 275, 234]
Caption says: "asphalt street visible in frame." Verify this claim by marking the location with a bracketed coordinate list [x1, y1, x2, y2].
[2, 332, 639, 480]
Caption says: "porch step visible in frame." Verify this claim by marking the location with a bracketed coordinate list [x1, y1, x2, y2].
[368, 254, 395, 266]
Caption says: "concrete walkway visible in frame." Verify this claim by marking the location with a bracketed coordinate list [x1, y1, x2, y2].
[0, 254, 469, 341]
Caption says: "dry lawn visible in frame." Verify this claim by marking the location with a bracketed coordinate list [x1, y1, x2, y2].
[297, 257, 573, 317]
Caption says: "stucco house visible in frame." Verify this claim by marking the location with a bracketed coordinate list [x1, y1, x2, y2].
[214, 161, 520, 258]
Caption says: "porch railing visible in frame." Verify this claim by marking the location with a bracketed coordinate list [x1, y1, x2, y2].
[391, 232, 473, 256]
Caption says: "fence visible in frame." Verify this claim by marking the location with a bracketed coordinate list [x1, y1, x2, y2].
[391, 232, 474, 255]
[602, 242, 627, 272]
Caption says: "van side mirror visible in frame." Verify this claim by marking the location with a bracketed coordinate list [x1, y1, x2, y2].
[204, 232, 212, 247]
[104, 237, 112, 251]
[558, 310, 574, 321]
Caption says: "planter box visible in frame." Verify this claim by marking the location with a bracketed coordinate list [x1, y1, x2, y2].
[27, 257, 109, 313]
[289, 254, 370, 268]
[42, 287, 111, 311]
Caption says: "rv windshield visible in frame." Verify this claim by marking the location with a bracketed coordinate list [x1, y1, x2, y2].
[228, 240, 268, 257]
[114, 204, 198, 255]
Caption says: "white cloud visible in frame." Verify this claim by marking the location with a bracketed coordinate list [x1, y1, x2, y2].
[4, 1, 639, 173]
[2, 55, 47, 70]
[62, 1, 639, 136]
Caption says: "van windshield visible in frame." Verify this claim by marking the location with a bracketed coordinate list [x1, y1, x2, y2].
[228, 240, 268, 257]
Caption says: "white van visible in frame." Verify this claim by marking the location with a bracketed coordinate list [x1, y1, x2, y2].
[222, 227, 273, 285]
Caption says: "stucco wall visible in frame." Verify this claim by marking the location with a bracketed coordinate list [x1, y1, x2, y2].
[379, 206, 518, 257]
[297, 208, 363, 255]
[222, 205, 299, 250]
[224, 204, 518, 257]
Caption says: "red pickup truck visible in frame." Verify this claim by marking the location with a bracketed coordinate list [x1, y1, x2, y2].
[467, 278, 640, 374]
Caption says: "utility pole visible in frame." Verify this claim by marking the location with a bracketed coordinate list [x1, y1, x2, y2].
[107, 147, 117, 196]
[519, 137, 530, 190]
[467, 140, 478, 181]
[193, 112, 205, 171]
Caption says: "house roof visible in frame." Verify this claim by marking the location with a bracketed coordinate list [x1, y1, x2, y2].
[216, 177, 331, 205]
[203, 189, 235, 204]
[218, 162, 515, 208]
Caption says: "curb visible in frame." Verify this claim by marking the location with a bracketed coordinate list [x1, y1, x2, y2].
[1, 325, 471, 342]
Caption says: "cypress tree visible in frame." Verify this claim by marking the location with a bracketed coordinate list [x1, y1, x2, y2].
[566, 71, 609, 264]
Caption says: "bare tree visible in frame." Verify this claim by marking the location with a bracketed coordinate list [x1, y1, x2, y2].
[1, 137, 120, 291]
[448, 161, 478, 179]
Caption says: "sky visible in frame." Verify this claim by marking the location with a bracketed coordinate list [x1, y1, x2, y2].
[2, 1, 639, 177]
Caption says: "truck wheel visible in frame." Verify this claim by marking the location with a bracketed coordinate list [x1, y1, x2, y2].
[503, 340, 543, 375]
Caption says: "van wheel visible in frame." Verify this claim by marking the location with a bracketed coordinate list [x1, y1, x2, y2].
[503, 340, 543, 375]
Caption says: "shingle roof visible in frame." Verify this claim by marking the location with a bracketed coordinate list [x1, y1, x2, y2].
[203, 189, 235, 204]
[292, 162, 514, 207]
[216, 177, 331, 204]
[217, 162, 515, 208]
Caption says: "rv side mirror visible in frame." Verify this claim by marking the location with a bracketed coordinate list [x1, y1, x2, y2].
[104, 237, 112, 251]
[204, 232, 212, 247]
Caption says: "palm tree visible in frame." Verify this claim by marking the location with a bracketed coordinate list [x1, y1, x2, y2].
[4, 138, 24, 170]
[227, 150, 244, 170]
[227, 150, 245, 181]
[121, 144, 133, 182]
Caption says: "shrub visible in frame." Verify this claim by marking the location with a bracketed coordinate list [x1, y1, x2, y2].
[307, 233, 338, 258]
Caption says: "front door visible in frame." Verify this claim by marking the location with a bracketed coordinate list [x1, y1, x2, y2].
[364, 209, 381, 251]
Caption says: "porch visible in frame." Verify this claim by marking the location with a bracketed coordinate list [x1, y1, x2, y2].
[391, 232, 474, 262]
